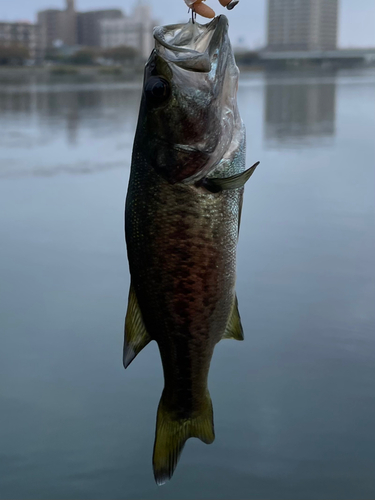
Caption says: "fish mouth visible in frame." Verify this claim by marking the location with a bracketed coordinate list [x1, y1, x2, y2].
[153, 16, 229, 72]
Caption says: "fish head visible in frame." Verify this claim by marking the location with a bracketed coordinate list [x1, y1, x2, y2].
[137, 15, 242, 184]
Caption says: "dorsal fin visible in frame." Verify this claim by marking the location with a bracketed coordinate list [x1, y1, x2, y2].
[222, 295, 244, 341]
[123, 284, 151, 368]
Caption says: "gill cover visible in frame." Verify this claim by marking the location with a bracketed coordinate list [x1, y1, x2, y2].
[136, 16, 242, 184]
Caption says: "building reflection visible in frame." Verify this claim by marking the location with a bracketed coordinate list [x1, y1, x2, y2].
[0, 91, 33, 114]
[0, 83, 141, 177]
[264, 72, 337, 148]
[0, 84, 140, 129]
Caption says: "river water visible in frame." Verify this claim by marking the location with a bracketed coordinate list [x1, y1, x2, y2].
[0, 69, 374, 499]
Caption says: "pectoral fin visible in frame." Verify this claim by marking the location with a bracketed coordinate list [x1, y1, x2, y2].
[123, 284, 151, 369]
[222, 295, 244, 341]
[201, 161, 260, 193]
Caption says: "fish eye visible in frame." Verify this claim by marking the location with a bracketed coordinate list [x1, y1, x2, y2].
[144, 76, 170, 106]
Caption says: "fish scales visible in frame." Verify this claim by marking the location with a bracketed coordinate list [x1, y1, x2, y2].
[126, 145, 242, 412]
[124, 15, 259, 484]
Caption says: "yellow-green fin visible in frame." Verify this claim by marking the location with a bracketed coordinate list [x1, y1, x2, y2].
[202, 161, 260, 193]
[222, 295, 244, 341]
[123, 284, 151, 369]
[153, 391, 215, 485]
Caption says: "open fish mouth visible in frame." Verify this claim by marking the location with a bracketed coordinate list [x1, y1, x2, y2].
[153, 15, 229, 72]
[141, 14, 240, 184]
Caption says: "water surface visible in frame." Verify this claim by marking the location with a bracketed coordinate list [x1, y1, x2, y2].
[0, 69, 374, 499]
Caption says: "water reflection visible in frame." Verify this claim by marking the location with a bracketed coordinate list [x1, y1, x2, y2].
[264, 72, 337, 148]
[0, 74, 341, 179]
[0, 70, 375, 499]
[0, 85, 141, 178]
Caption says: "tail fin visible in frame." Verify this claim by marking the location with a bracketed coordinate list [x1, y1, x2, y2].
[152, 392, 215, 485]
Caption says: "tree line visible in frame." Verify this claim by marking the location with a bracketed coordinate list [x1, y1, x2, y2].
[0, 43, 139, 65]
[0, 44, 30, 65]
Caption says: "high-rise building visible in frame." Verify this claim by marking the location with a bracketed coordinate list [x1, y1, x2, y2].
[37, 0, 77, 55]
[0, 21, 41, 60]
[77, 10, 123, 47]
[267, 0, 339, 51]
[37, 9, 64, 53]
[100, 4, 156, 59]
[63, 0, 77, 47]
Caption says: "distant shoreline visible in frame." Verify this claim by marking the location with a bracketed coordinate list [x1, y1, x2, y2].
[1, 64, 373, 88]
[0, 65, 145, 84]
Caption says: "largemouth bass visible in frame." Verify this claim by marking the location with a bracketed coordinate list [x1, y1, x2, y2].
[124, 15, 259, 484]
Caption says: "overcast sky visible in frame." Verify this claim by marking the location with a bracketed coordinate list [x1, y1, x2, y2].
[2, 0, 375, 48]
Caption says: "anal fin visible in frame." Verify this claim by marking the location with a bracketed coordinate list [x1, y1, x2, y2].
[222, 295, 244, 341]
[123, 284, 151, 368]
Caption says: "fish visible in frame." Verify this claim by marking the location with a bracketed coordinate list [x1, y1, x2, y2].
[124, 15, 259, 485]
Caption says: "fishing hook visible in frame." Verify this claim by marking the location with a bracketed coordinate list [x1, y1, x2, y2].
[190, 7, 196, 23]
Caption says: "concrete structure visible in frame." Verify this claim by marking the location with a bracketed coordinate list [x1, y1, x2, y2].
[257, 48, 375, 68]
[77, 9, 123, 47]
[37, 0, 77, 55]
[37, 9, 63, 54]
[35, 0, 157, 59]
[100, 4, 156, 59]
[63, 0, 77, 47]
[267, 0, 339, 51]
[0, 21, 40, 60]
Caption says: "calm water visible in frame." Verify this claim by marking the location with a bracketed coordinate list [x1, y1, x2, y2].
[0, 69, 374, 499]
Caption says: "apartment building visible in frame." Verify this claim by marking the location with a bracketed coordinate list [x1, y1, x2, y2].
[0, 21, 40, 60]
[100, 4, 156, 59]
